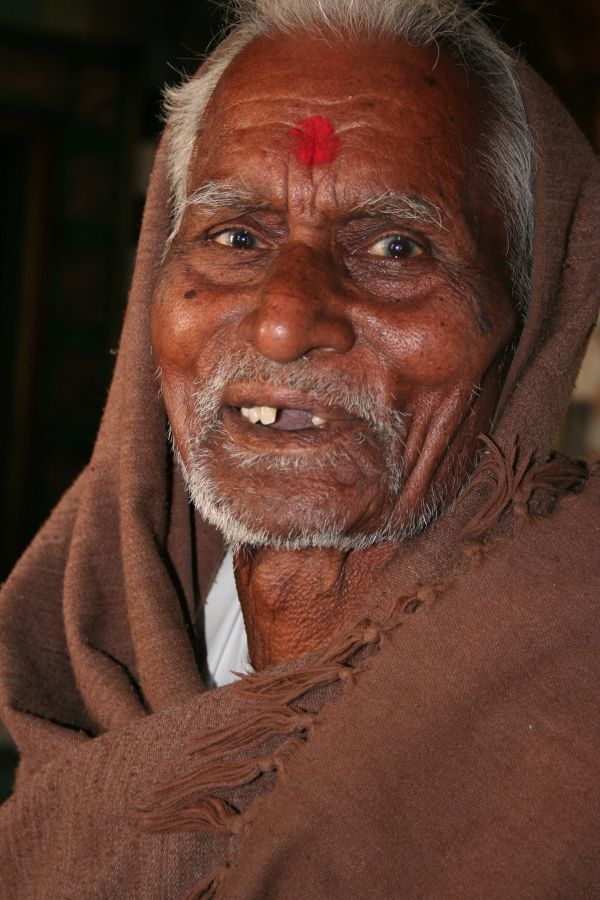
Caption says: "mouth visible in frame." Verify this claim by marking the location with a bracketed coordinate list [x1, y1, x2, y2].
[217, 387, 365, 453]
[221, 386, 359, 430]
[225, 403, 358, 444]
[238, 405, 325, 430]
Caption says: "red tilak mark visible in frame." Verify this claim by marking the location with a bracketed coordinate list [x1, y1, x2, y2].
[288, 115, 341, 166]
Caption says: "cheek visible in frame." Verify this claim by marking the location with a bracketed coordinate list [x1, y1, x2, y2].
[152, 298, 201, 373]
[151, 276, 222, 445]
[151, 269, 232, 374]
[366, 315, 484, 388]
[358, 279, 516, 396]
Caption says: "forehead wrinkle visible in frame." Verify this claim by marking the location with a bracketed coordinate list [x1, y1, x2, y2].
[207, 93, 407, 147]
[212, 94, 338, 111]
[209, 92, 382, 120]
[284, 159, 347, 224]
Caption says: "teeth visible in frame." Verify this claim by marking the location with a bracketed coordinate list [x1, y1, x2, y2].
[239, 407, 326, 427]
[260, 406, 277, 425]
[241, 407, 260, 424]
[240, 406, 278, 425]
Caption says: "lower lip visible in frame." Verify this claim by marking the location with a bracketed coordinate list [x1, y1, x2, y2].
[222, 406, 362, 452]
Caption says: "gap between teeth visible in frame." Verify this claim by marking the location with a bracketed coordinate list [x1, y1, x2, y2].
[240, 406, 325, 427]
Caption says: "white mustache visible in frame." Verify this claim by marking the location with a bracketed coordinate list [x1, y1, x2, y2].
[189, 348, 407, 443]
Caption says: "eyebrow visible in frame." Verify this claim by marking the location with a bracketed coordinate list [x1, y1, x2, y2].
[185, 180, 266, 213]
[349, 191, 445, 230]
[185, 181, 445, 230]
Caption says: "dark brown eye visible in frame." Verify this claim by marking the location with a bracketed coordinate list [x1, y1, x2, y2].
[212, 228, 263, 250]
[368, 234, 422, 259]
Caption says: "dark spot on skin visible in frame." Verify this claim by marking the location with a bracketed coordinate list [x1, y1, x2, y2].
[478, 309, 493, 334]
[424, 75, 436, 87]
[364, 100, 375, 108]
[184, 289, 197, 300]
[403, 598, 422, 614]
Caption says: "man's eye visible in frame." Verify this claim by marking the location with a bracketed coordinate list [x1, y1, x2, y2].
[211, 228, 263, 250]
[367, 234, 423, 259]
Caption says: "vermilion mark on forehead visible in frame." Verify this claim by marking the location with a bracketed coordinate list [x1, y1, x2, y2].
[288, 115, 341, 166]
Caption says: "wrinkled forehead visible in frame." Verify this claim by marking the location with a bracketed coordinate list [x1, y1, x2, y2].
[191, 31, 486, 193]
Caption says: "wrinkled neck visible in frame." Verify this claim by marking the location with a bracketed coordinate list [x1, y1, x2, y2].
[233, 543, 398, 670]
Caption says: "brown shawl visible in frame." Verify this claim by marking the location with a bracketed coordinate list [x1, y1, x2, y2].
[0, 54, 598, 899]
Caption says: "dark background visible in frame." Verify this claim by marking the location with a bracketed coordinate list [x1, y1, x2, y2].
[0, 0, 599, 797]
[0, 0, 226, 585]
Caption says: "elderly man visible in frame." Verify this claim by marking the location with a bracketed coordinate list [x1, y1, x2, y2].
[1, 1, 598, 897]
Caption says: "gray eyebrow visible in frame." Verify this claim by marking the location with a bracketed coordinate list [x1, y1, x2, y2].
[164, 179, 264, 259]
[349, 191, 445, 230]
[185, 179, 266, 212]
[184, 181, 445, 231]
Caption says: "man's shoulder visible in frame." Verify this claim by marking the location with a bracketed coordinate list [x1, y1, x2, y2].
[460, 461, 599, 613]
[521, 460, 599, 563]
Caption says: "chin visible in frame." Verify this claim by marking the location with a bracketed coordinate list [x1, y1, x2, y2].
[181, 453, 442, 552]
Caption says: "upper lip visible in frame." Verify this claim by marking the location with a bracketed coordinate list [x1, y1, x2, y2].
[221, 385, 358, 421]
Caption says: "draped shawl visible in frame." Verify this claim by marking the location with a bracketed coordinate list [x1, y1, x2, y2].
[0, 52, 599, 900]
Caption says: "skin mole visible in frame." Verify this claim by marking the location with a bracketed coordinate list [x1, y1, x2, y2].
[184, 289, 197, 300]
[424, 75, 436, 87]
[478, 309, 493, 334]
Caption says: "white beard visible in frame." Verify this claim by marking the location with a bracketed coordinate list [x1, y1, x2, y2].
[171, 349, 442, 551]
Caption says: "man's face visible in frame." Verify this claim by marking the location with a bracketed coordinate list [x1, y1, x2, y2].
[152, 33, 517, 549]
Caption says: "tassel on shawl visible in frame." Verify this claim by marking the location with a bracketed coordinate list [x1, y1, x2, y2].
[183, 863, 230, 900]
[234, 626, 379, 703]
[136, 706, 315, 834]
[134, 434, 590, 896]
[134, 618, 388, 837]
[461, 435, 587, 547]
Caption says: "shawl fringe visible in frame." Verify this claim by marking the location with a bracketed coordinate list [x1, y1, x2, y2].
[134, 435, 590, 894]
[135, 620, 388, 837]
[183, 863, 230, 900]
[460, 435, 587, 549]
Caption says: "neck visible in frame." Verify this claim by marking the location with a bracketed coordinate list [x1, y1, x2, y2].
[233, 543, 398, 670]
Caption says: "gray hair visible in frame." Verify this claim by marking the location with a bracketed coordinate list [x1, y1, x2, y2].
[163, 0, 534, 311]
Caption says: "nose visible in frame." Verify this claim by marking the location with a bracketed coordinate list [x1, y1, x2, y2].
[237, 244, 356, 363]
